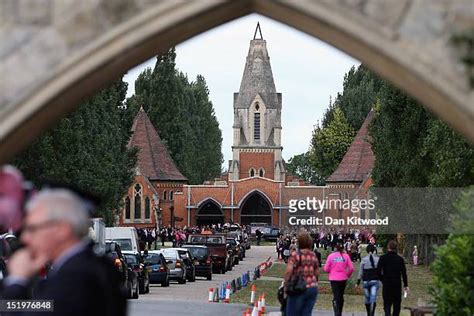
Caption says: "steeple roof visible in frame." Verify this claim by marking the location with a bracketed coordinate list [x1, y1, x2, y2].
[234, 23, 280, 109]
[128, 107, 187, 182]
[327, 110, 375, 183]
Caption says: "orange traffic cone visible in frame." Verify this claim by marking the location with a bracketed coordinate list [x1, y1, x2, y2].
[260, 292, 266, 314]
[208, 288, 214, 303]
[242, 307, 251, 316]
[251, 301, 259, 316]
[250, 284, 256, 304]
[224, 283, 231, 303]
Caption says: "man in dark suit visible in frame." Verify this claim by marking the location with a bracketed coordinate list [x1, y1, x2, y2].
[0, 188, 127, 316]
[376, 240, 409, 316]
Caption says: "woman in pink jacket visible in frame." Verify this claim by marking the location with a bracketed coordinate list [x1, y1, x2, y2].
[324, 243, 354, 316]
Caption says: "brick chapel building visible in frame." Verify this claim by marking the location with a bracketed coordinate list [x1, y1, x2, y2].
[173, 24, 376, 228]
[117, 107, 187, 228]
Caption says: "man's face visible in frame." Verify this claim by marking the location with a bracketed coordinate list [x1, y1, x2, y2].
[21, 204, 67, 260]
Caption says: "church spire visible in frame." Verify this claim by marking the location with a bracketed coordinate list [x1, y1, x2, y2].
[234, 23, 280, 110]
[253, 22, 263, 40]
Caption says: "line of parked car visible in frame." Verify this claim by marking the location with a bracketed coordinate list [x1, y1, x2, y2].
[103, 225, 252, 300]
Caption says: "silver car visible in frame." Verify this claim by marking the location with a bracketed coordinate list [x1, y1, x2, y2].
[158, 249, 187, 284]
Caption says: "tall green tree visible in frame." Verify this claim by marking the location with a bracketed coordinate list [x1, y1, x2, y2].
[127, 48, 222, 184]
[309, 107, 355, 180]
[286, 152, 324, 185]
[370, 81, 474, 263]
[323, 65, 382, 130]
[15, 79, 137, 225]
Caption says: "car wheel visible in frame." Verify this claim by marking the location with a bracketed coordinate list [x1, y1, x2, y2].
[161, 276, 169, 287]
[127, 282, 133, 299]
[178, 274, 186, 284]
[189, 271, 196, 282]
[207, 274, 212, 281]
[139, 280, 146, 294]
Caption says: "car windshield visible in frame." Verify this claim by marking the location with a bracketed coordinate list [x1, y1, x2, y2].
[177, 251, 190, 260]
[189, 236, 223, 244]
[185, 247, 208, 259]
[145, 254, 162, 265]
[124, 254, 137, 264]
[161, 249, 177, 259]
[113, 239, 132, 251]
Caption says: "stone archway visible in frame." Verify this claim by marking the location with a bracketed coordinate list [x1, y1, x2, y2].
[196, 199, 224, 226]
[0, 0, 473, 163]
[240, 191, 272, 225]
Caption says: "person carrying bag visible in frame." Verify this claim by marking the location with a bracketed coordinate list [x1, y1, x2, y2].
[283, 232, 319, 316]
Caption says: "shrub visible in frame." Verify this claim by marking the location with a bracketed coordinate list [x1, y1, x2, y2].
[429, 188, 474, 315]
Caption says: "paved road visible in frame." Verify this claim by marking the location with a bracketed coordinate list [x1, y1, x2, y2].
[128, 245, 366, 315]
[139, 245, 276, 302]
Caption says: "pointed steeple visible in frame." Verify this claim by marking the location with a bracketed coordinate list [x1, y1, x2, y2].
[234, 23, 280, 110]
[253, 22, 263, 40]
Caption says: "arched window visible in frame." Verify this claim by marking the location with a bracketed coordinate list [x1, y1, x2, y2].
[249, 168, 255, 177]
[259, 168, 265, 177]
[163, 190, 168, 200]
[134, 184, 142, 219]
[169, 191, 174, 200]
[145, 197, 150, 219]
[125, 197, 131, 219]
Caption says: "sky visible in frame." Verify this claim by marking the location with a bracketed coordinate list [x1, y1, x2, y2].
[124, 14, 359, 169]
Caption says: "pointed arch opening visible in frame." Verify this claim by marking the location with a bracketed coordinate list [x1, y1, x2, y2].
[196, 199, 224, 226]
[240, 191, 272, 225]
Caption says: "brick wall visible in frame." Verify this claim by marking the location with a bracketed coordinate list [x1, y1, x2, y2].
[239, 152, 274, 179]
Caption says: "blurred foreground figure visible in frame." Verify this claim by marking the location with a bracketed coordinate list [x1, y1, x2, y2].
[0, 165, 25, 233]
[0, 188, 127, 316]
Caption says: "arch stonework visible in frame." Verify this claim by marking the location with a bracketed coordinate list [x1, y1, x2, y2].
[1, 0, 473, 163]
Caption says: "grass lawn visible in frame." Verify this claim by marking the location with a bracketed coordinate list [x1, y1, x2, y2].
[232, 261, 433, 315]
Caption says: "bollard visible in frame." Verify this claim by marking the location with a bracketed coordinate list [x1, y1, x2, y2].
[250, 284, 256, 305]
[251, 301, 258, 316]
[260, 292, 266, 314]
[213, 287, 219, 302]
[242, 273, 247, 287]
[224, 283, 231, 303]
[208, 288, 214, 303]
[237, 277, 242, 290]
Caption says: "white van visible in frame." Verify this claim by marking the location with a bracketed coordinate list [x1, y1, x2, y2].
[106, 227, 140, 253]
[89, 218, 106, 255]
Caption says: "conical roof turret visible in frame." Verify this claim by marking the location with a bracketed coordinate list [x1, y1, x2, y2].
[234, 23, 280, 110]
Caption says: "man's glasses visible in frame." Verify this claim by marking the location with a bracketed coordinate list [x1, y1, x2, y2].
[22, 220, 59, 234]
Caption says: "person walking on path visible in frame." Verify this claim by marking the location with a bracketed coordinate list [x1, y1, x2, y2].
[377, 240, 409, 316]
[324, 242, 354, 316]
[412, 246, 418, 266]
[255, 229, 262, 246]
[357, 244, 380, 316]
[283, 232, 319, 316]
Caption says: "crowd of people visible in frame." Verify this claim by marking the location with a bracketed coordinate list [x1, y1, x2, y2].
[136, 223, 251, 250]
[280, 230, 409, 316]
